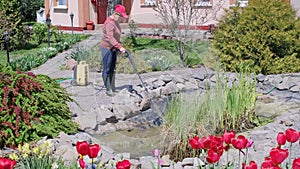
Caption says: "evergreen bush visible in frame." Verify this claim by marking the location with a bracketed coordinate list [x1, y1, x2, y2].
[0, 66, 78, 148]
[0, 0, 26, 50]
[212, 0, 300, 75]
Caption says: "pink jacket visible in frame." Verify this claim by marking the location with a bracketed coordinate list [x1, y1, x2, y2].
[100, 17, 123, 50]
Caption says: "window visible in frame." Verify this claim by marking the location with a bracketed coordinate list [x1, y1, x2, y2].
[140, 0, 156, 7]
[54, 0, 68, 9]
[230, 0, 248, 7]
[58, 0, 66, 6]
[194, 0, 213, 7]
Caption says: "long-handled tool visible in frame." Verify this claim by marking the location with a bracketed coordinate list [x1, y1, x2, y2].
[125, 50, 149, 93]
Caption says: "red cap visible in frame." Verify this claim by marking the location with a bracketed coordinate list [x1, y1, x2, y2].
[115, 4, 128, 18]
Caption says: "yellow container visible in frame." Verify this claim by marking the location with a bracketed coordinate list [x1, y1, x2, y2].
[74, 61, 89, 86]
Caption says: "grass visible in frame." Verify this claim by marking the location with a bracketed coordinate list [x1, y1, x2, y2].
[0, 33, 89, 64]
[66, 36, 211, 74]
[122, 36, 212, 68]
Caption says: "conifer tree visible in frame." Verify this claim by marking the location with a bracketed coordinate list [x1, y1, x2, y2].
[212, 0, 300, 74]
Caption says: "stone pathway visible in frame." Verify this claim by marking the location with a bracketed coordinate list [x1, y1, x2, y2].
[30, 30, 300, 168]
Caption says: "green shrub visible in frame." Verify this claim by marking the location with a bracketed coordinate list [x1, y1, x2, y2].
[0, 66, 78, 148]
[212, 0, 300, 75]
[0, 0, 26, 50]
[21, 0, 44, 22]
[32, 23, 48, 44]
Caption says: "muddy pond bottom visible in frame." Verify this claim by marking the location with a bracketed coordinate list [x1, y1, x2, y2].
[96, 127, 165, 159]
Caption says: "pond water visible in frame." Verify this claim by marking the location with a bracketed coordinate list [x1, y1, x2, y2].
[95, 92, 300, 159]
[97, 127, 165, 159]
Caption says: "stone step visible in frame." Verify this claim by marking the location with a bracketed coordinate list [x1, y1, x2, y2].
[94, 23, 129, 30]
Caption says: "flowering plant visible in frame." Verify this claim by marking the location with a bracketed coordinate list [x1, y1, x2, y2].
[116, 159, 131, 169]
[0, 157, 16, 169]
[188, 128, 300, 169]
[76, 141, 101, 169]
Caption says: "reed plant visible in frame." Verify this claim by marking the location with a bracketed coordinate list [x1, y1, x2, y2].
[162, 71, 258, 161]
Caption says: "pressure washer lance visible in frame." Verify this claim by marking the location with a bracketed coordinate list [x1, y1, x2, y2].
[125, 50, 165, 126]
[125, 50, 149, 94]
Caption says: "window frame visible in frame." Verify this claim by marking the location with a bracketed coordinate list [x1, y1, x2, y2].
[194, 0, 213, 7]
[140, 0, 157, 7]
[54, 0, 68, 9]
[230, 0, 249, 7]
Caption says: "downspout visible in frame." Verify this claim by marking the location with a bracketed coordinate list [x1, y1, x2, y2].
[46, 0, 54, 18]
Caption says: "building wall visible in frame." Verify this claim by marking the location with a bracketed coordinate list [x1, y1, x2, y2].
[44, 0, 300, 30]
[130, 0, 229, 27]
[291, 0, 300, 17]
[44, 0, 95, 29]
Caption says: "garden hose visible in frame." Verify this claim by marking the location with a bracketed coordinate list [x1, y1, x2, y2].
[125, 50, 149, 94]
[56, 77, 73, 83]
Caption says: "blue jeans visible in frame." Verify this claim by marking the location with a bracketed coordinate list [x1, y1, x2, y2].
[100, 46, 117, 76]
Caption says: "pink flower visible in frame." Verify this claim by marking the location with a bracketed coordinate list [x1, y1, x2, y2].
[246, 138, 254, 148]
[152, 148, 161, 157]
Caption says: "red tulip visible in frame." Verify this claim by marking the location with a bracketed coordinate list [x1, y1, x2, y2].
[285, 128, 299, 143]
[231, 135, 248, 149]
[261, 157, 279, 169]
[293, 158, 300, 169]
[78, 158, 86, 169]
[0, 157, 16, 169]
[88, 144, 101, 158]
[261, 157, 275, 169]
[270, 148, 289, 165]
[242, 161, 258, 169]
[206, 149, 221, 164]
[222, 131, 236, 144]
[116, 159, 131, 169]
[276, 132, 286, 146]
[224, 144, 230, 151]
[201, 136, 212, 149]
[189, 136, 201, 149]
[76, 141, 89, 156]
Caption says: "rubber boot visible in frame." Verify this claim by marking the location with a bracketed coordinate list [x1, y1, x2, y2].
[109, 73, 116, 92]
[102, 74, 114, 96]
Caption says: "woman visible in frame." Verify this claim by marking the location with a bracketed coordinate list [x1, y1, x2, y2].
[100, 4, 128, 96]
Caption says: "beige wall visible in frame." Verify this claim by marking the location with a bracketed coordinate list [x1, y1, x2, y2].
[130, 0, 228, 26]
[130, 1, 161, 24]
[45, 0, 96, 28]
[291, 0, 300, 17]
[44, 0, 300, 29]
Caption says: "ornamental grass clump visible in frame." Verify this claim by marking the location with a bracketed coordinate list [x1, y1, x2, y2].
[163, 71, 258, 161]
[0, 66, 78, 148]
